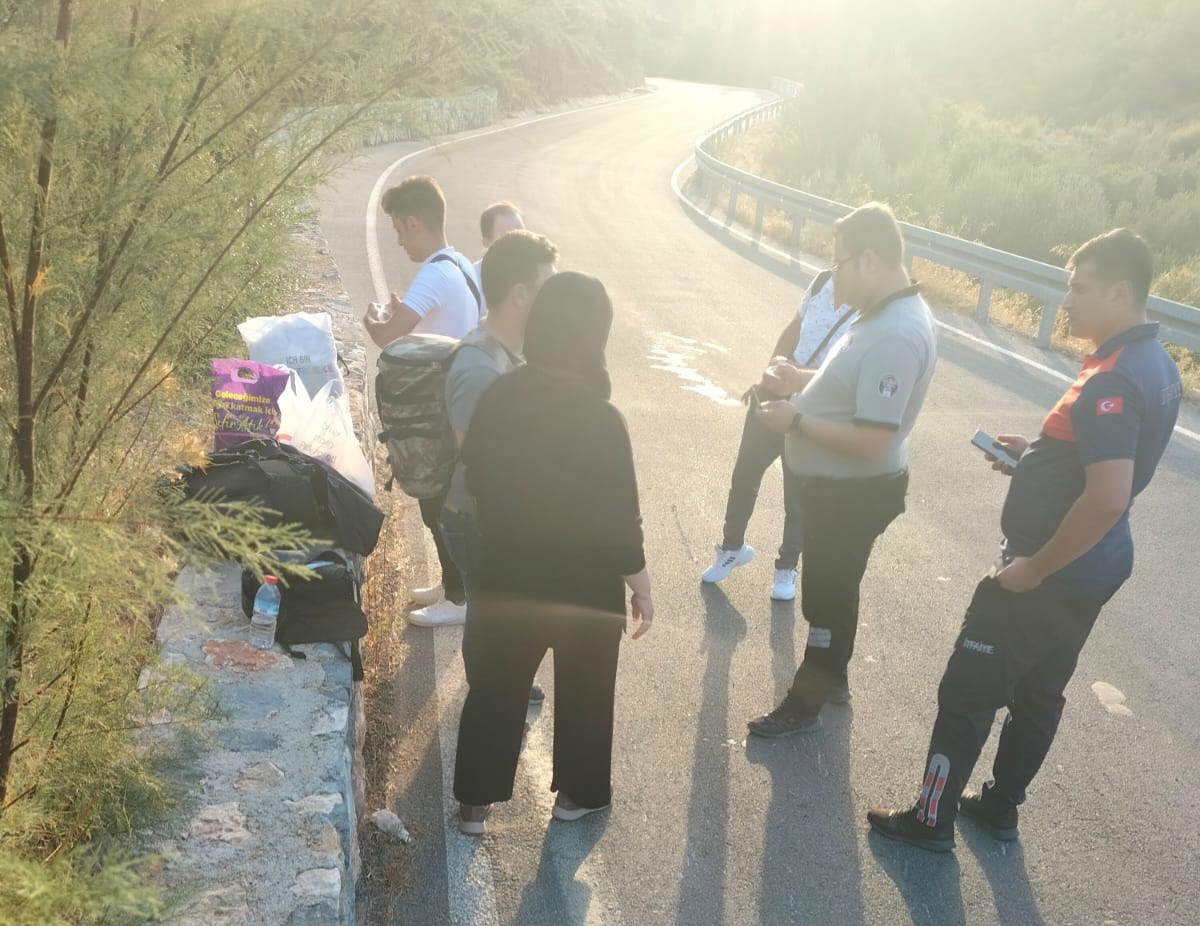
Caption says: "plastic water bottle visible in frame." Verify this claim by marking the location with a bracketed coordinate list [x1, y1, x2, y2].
[250, 575, 281, 650]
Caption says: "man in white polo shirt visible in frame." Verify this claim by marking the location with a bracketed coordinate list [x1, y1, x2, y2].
[748, 202, 937, 738]
[364, 174, 481, 346]
[364, 174, 482, 619]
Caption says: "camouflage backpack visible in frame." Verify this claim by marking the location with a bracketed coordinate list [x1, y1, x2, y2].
[375, 334, 461, 499]
[375, 326, 508, 499]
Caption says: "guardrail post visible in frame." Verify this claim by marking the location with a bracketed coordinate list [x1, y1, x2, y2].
[725, 186, 739, 228]
[1037, 300, 1059, 347]
[975, 281, 993, 323]
[789, 214, 805, 261]
[751, 199, 766, 249]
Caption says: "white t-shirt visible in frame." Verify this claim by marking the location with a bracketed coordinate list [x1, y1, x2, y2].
[792, 274, 857, 367]
[403, 247, 481, 338]
[473, 258, 489, 321]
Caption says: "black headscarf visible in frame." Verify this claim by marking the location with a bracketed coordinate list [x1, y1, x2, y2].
[522, 271, 613, 400]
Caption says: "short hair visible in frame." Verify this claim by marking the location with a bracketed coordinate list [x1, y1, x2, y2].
[480, 201, 522, 241]
[834, 201, 904, 265]
[1068, 228, 1154, 307]
[380, 176, 445, 232]
[480, 230, 558, 309]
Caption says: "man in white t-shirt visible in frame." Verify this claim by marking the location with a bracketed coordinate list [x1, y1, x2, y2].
[364, 174, 482, 614]
[364, 175, 481, 347]
[701, 270, 857, 601]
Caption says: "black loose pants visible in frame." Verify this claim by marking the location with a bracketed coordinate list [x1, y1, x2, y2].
[782, 471, 908, 713]
[914, 575, 1114, 829]
[720, 405, 806, 570]
[454, 603, 623, 810]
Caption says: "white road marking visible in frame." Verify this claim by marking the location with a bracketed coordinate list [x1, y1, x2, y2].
[648, 334, 740, 407]
[365, 95, 644, 306]
[669, 155, 1200, 447]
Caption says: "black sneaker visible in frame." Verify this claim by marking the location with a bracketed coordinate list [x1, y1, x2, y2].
[958, 790, 1019, 841]
[528, 684, 545, 705]
[747, 704, 821, 738]
[867, 806, 955, 853]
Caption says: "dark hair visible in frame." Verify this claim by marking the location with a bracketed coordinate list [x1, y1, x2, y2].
[380, 175, 445, 231]
[479, 230, 558, 309]
[834, 201, 904, 265]
[480, 201, 521, 241]
[524, 271, 613, 399]
[1068, 228, 1155, 307]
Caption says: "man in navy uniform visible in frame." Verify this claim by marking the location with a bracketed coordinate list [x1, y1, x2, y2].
[869, 228, 1183, 851]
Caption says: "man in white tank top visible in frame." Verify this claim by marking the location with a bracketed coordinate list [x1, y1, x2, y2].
[700, 270, 857, 600]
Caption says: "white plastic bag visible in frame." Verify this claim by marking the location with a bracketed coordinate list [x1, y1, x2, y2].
[284, 379, 376, 499]
[238, 311, 341, 400]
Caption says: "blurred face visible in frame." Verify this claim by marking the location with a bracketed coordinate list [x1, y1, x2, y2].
[511, 262, 556, 325]
[1062, 260, 1131, 344]
[831, 234, 867, 309]
[390, 213, 431, 263]
[484, 210, 524, 249]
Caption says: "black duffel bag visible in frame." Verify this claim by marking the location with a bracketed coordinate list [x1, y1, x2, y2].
[241, 548, 368, 680]
[180, 438, 383, 556]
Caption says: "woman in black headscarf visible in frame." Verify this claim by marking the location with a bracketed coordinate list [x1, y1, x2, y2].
[453, 271, 654, 835]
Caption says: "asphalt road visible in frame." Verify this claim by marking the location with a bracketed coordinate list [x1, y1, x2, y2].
[315, 79, 1200, 926]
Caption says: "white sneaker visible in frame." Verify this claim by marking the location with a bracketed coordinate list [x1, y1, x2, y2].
[407, 599, 467, 627]
[701, 544, 755, 583]
[771, 568, 797, 601]
[410, 583, 443, 606]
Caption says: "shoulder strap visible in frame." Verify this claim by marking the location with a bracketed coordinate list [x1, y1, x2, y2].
[430, 253, 482, 312]
[809, 269, 833, 296]
[804, 306, 856, 367]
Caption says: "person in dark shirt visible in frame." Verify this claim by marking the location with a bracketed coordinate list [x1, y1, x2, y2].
[869, 228, 1183, 852]
[452, 271, 654, 836]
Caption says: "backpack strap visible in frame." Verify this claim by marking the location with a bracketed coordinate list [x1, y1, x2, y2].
[430, 253, 482, 313]
[802, 271, 855, 367]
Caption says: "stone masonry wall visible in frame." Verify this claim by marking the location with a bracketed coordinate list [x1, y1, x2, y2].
[147, 220, 372, 926]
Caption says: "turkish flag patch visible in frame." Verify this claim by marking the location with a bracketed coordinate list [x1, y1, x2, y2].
[1096, 396, 1124, 416]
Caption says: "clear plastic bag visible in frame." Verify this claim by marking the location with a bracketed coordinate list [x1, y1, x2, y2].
[282, 378, 375, 499]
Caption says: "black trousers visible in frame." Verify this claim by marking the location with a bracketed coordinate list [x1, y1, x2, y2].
[782, 471, 908, 713]
[418, 490, 464, 602]
[721, 405, 806, 570]
[914, 575, 1114, 829]
[454, 604, 623, 809]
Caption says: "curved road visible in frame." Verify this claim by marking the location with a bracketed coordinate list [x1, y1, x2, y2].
[316, 79, 1200, 926]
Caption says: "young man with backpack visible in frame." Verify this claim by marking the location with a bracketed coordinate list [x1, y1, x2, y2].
[410, 230, 558, 627]
[701, 269, 857, 601]
[367, 175, 482, 619]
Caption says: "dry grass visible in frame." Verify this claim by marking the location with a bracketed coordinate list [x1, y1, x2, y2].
[357, 469, 420, 903]
[707, 126, 1200, 397]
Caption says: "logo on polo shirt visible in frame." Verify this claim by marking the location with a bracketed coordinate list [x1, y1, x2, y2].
[878, 375, 899, 398]
[1096, 396, 1124, 416]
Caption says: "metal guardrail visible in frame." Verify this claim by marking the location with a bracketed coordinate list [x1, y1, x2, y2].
[691, 99, 1200, 352]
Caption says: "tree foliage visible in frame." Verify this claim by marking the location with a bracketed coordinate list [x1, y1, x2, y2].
[650, 0, 1200, 304]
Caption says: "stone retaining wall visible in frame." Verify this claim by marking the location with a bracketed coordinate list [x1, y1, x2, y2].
[148, 221, 371, 926]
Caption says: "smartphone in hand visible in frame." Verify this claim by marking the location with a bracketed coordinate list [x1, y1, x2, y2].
[971, 430, 1020, 469]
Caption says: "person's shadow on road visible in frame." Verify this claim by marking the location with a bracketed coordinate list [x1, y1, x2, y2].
[513, 812, 611, 926]
[867, 831, 967, 926]
[745, 615, 867, 926]
[672, 583, 748, 926]
[958, 820, 1045, 926]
